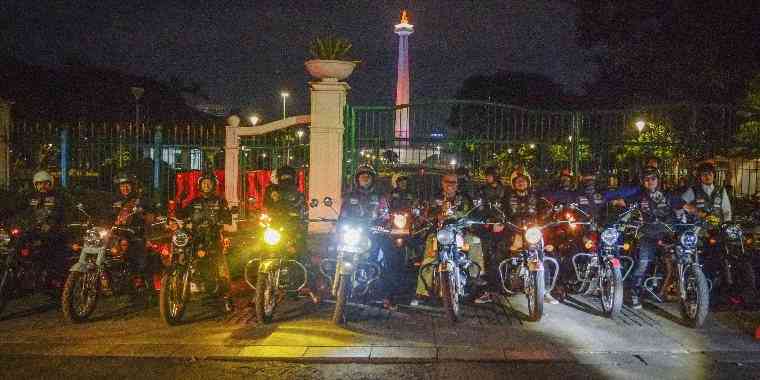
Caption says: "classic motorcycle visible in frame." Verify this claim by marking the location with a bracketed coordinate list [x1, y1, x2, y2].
[61, 204, 154, 323]
[159, 216, 230, 325]
[244, 213, 309, 324]
[702, 220, 756, 301]
[640, 214, 711, 328]
[569, 204, 635, 318]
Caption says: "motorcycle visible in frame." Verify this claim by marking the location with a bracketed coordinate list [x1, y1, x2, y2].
[244, 213, 309, 324]
[702, 220, 756, 302]
[61, 204, 154, 323]
[569, 204, 635, 318]
[159, 216, 230, 325]
[640, 213, 711, 328]
[0, 222, 75, 315]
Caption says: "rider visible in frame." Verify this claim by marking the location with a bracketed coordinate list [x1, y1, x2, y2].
[111, 172, 155, 302]
[477, 166, 507, 205]
[178, 171, 234, 312]
[411, 171, 485, 305]
[264, 166, 307, 226]
[18, 170, 68, 284]
[576, 163, 607, 221]
[338, 165, 398, 308]
[504, 168, 558, 304]
[542, 167, 576, 206]
[475, 166, 507, 304]
[681, 162, 732, 223]
[621, 166, 685, 309]
[389, 173, 417, 210]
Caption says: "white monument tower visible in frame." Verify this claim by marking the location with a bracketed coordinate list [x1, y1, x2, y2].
[394, 10, 413, 143]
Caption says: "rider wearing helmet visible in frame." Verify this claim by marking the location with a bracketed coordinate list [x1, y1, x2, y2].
[264, 166, 306, 224]
[389, 173, 417, 210]
[111, 172, 155, 303]
[575, 163, 607, 221]
[178, 171, 234, 311]
[477, 166, 506, 205]
[681, 161, 732, 223]
[474, 166, 507, 303]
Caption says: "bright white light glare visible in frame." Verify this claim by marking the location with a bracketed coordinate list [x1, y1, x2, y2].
[281, 91, 290, 98]
[635, 119, 646, 132]
[249, 115, 259, 126]
[342, 227, 362, 246]
[525, 227, 542, 245]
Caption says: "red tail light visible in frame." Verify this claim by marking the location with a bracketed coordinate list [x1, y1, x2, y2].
[10, 228, 21, 238]
[20, 248, 30, 257]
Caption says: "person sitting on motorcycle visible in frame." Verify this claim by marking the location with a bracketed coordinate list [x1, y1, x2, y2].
[504, 168, 558, 304]
[17, 170, 69, 286]
[474, 166, 507, 303]
[411, 172, 486, 306]
[681, 162, 732, 224]
[389, 174, 418, 210]
[542, 167, 576, 206]
[618, 166, 686, 309]
[338, 165, 398, 308]
[576, 163, 607, 221]
[177, 172, 234, 312]
[110, 172, 155, 303]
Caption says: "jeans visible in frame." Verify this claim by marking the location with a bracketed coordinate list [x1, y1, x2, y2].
[630, 237, 658, 296]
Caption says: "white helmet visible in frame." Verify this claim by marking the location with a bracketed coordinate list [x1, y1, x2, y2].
[33, 170, 53, 184]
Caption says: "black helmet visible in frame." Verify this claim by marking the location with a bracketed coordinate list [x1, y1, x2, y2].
[696, 161, 716, 176]
[354, 165, 376, 187]
[640, 166, 661, 181]
[197, 172, 217, 193]
[277, 166, 296, 185]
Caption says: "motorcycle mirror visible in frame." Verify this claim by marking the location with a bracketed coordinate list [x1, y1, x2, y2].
[323, 197, 333, 207]
[310, 199, 319, 208]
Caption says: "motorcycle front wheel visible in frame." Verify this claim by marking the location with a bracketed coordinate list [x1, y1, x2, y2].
[332, 274, 350, 325]
[440, 270, 460, 323]
[599, 261, 624, 318]
[159, 269, 188, 326]
[255, 271, 276, 323]
[680, 264, 710, 328]
[61, 271, 99, 323]
[526, 270, 544, 322]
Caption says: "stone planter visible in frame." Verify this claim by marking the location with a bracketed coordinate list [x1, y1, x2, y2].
[305, 59, 356, 82]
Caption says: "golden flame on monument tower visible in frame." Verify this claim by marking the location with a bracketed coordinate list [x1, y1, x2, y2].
[401, 10, 410, 24]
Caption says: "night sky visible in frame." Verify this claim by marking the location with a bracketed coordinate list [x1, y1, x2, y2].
[2, 1, 594, 121]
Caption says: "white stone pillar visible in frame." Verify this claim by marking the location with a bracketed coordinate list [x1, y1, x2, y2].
[0, 99, 9, 190]
[224, 116, 241, 231]
[308, 81, 350, 233]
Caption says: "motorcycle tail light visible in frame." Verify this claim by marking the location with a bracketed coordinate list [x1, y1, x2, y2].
[11, 228, 21, 238]
[196, 250, 207, 258]
[709, 238, 717, 245]
[20, 248, 30, 257]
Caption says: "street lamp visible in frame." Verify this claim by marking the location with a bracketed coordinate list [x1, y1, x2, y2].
[249, 114, 260, 126]
[635, 119, 646, 132]
[280, 91, 290, 119]
[296, 129, 304, 139]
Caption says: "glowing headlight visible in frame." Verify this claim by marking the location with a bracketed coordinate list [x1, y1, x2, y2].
[172, 230, 190, 247]
[437, 228, 456, 245]
[525, 227, 542, 245]
[392, 213, 408, 229]
[680, 231, 698, 249]
[725, 225, 742, 240]
[601, 228, 620, 246]
[85, 227, 107, 247]
[342, 227, 362, 246]
[263, 228, 281, 246]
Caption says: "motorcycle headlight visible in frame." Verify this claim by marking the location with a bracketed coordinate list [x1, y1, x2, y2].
[85, 227, 107, 247]
[172, 230, 190, 247]
[601, 228, 620, 246]
[437, 228, 456, 245]
[263, 228, 281, 246]
[525, 227, 542, 245]
[724, 224, 742, 241]
[342, 226, 362, 246]
[392, 213, 408, 230]
[680, 231, 698, 249]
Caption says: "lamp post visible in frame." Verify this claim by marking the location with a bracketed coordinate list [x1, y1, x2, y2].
[280, 91, 290, 119]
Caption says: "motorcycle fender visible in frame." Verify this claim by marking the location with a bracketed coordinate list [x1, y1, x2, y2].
[608, 257, 621, 269]
[527, 260, 543, 272]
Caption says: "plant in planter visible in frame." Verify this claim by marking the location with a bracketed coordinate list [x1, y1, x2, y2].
[305, 36, 358, 81]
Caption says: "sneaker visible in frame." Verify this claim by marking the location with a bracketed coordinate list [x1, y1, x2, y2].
[544, 293, 559, 305]
[474, 293, 493, 304]
[630, 294, 642, 309]
[410, 295, 426, 307]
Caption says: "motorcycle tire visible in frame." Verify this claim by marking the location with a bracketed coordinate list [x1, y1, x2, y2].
[600, 261, 624, 319]
[526, 270, 544, 322]
[332, 274, 350, 325]
[159, 270, 187, 326]
[736, 261, 757, 297]
[440, 270, 459, 323]
[61, 271, 99, 323]
[255, 272, 275, 324]
[0, 264, 13, 314]
[680, 265, 710, 328]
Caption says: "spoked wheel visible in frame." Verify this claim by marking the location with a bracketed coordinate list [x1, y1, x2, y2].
[680, 264, 710, 328]
[440, 270, 459, 323]
[0, 264, 13, 315]
[61, 271, 99, 323]
[526, 270, 544, 321]
[331, 274, 350, 325]
[255, 272, 276, 324]
[159, 269, 188, 326]
[599, 260, 624, 318]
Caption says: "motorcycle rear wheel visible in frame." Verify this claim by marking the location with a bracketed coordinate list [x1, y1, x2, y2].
[680, 265, 710, 328]
[255, 272, 275, 323]
[159, 269, 187, 326]
[526, 270, 544, 322]
[61, 271, 99, 323]
[599, 261, 624, 318]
